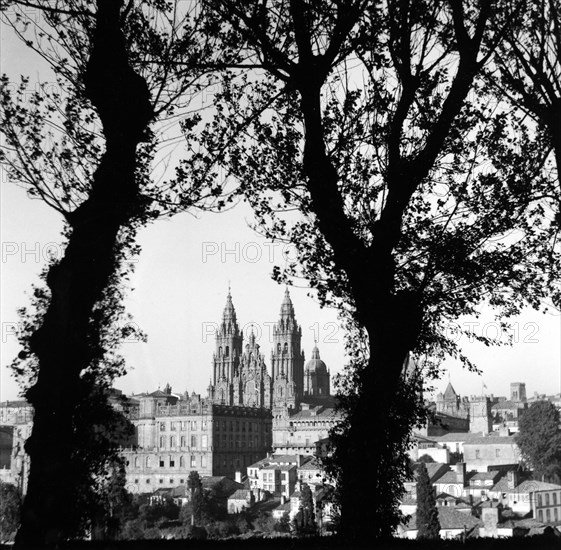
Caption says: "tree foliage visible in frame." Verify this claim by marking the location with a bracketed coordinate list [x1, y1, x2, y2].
[293, 483, 316, 535]
[187, 0, 560, 540]
[0, 482, 22, 542]
[0, 0, 232, 544]
[416, 463, 440, 539]
[516, 400, 561, 482]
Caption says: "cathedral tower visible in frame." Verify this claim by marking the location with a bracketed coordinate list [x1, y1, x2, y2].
[212, 289, 243, 404]
[271, 289, 305, 409]
[304, 344, 330, 397]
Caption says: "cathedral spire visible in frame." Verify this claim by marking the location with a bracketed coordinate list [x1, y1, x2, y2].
[222, 285, 238, 325]
[280, 287, 295, 321]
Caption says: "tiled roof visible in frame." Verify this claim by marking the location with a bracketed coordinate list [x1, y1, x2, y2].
[298, 458, 321, 470]
[404, 508, 481, 531]
[273, 501, 291, 512]
[430, 432, 482, 443]
[434, 471, 463, 485]
[463, 435, 518, 446]
[507, 480, 561, 493]
[490, 474, 561, 494]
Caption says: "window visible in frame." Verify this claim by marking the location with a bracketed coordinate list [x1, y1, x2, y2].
[202, 421, 207, 430]
[546, 509, 551, 523]
[475, 449, 480, 459]
[170, 436, 176, 448]
[181, 436, 186, 447]
[170, 479, 174, 484]
[555, 509, 559, 523]
[192, 421, 197, 431]
[159, 457, 165, 468]
[146, 479, 151, 484]
[191, 435, 197, 448]
[495, 449, 501, 458]
[190, 455, 196, 467]
[170, 457, 175, 468]
[180, 479, 184, 484]
[553, 492, 558, 505]
[202, 435, 208, 449]
[546, 493, 550, 506]
[539, 510, 543, 522]
[159, 479, 163, 484]
[134, 457, 139, 468]
[160, 436, 165, 448]
[146, 456, 152, 468]
[170, 422, 176, 431]
[160, 422, 165, 431]
[134, 479, 139, 484]
[201, 455, 207, 468]
[538, 494, 543, 506]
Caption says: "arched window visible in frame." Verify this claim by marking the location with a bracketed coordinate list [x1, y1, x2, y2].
[218, 346, 223, 357]
[277, 343, 281, 353]
[180, 455, 185, 468]
[225, 346, 230, 357]
[134, 457, 140, 468]
[283, 342, 288, 353]
[159, 436, 165, 448]
[146, 456, 152, 468]
[170, 436, 176, 448]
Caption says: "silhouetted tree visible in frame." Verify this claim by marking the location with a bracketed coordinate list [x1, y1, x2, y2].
[293, 483, 316, 535]
[1, 0, 229, 544]
[516, 401, 561, 482]
[416, 463, 440, 539]
[489, 0, 561, 208]
[0, 482, 22, 542]
[193, 1, 559, 540]
[182, 471, 204, 526]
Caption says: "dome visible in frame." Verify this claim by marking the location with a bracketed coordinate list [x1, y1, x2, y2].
[305, 345, 327, 373]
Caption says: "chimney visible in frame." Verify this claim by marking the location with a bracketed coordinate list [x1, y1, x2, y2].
[281, 495, 286, 505]
[296, 455, 302, 467]
[455, 462, 466, 486]
[507, 470, 519, 490]
[235, 470, 242, 484]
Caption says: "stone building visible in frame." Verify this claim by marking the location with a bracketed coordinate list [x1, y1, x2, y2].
[123, 288, 339, 492]
[0, 288, 339, 495]
[122, 387, 272, 491]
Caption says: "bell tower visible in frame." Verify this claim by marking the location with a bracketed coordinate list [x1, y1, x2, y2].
[271, 288, 305, 409]
[211, 288, 243, 403]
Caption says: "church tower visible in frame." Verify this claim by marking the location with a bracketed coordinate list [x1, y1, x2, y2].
[304, 344, 330, 397]
[212, 289, 243, 404]
[271, 289, 305, 409]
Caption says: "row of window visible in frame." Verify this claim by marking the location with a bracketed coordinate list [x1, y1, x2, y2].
[133, 455, 207, 469]
[537, 492, 559, 507]
[158, 420, 268, 433]
[537, 508, 559, 523]
[160, 420, 207, 432]
[159, 435, 208, 449]
[134, 478, 186, 486]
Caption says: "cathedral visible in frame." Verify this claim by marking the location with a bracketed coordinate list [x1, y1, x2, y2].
[208, 288, 331, 410]
[0, 288, 339, 493]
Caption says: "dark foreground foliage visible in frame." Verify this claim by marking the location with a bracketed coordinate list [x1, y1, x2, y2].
[2, 532, 560, 550]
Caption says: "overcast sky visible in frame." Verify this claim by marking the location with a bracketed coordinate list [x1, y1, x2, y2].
[1, 17, 559, 404]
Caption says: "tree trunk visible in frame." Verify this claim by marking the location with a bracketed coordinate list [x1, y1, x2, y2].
[15, 0, 153, 545]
